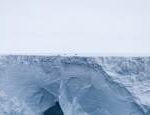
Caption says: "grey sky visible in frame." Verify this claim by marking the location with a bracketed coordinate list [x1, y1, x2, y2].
[0, 0, 150, 55]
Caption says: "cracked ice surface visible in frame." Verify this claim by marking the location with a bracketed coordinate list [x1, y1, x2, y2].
[0, 56, 149, 115]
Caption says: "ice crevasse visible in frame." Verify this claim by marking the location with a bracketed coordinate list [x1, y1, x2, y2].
[0, 56, 150, 115]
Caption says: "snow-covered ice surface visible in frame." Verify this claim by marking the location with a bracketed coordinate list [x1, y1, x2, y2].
[0, 55, 150, 115]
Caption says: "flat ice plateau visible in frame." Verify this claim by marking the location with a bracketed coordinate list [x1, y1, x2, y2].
[0, 56, 150, 115]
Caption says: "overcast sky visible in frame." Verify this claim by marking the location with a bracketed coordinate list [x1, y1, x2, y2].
[0, 0, 150, 55]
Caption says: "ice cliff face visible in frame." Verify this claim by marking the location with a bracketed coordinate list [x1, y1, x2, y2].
[0, 56, 149, 115]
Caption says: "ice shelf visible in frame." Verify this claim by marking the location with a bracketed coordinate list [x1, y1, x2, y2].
[0, 56, 150, 115]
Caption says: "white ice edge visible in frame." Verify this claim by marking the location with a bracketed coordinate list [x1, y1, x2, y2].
[0, 52, 150, 57]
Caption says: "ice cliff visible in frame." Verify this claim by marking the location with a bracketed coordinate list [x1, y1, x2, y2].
[0, 55, 150, 115]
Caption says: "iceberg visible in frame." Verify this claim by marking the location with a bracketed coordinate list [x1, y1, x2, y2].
[0, 56, 149, 115]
